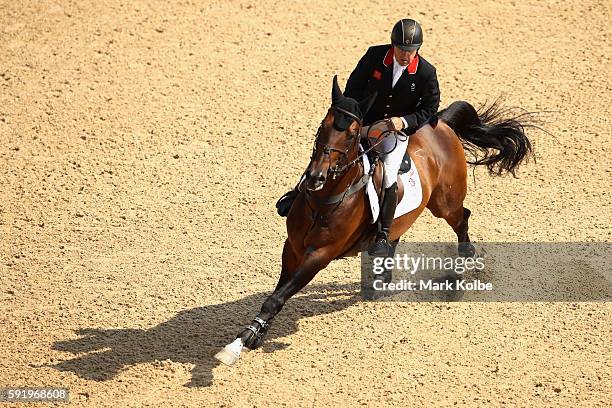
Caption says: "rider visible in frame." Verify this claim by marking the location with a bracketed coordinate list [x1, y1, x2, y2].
[276, 18, 440, 256]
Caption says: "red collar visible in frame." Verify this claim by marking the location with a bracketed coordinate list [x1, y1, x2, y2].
[383, 47, 419, 74]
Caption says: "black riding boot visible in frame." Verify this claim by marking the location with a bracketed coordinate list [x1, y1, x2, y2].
[368, 182, 398, 256]
[276, 186, 300, 217]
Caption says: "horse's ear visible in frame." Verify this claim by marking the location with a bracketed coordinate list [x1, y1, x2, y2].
[331, 75, 343, 105]
[359, 92, 377, 115]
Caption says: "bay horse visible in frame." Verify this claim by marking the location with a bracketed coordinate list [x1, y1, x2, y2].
[215, 76, 534, 365]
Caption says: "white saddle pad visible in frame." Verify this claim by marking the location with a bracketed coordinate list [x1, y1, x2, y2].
[362, 148, 423, 223]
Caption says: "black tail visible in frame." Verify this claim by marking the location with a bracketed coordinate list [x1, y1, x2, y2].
[438, 99, 537, 176]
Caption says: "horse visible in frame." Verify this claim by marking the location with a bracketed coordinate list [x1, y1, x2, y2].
[215, 76, 534, 365]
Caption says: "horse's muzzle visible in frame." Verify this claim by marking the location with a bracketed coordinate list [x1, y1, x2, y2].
[304, 169, 326, 191]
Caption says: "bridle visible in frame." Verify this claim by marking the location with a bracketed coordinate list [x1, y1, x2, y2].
[305, 106, 407, 209]
[311, 106, 363, 180]
[311, 106, 405, 180]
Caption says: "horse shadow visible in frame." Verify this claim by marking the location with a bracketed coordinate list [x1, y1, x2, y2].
[49, 282, 361, 387]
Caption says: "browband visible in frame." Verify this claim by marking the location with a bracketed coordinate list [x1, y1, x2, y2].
[329, 106, 363, 126]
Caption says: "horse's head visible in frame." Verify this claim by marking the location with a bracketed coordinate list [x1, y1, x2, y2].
[304, 76, 377, 191]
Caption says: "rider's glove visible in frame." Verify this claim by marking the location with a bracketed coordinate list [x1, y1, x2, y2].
[388, 117, 405, 131]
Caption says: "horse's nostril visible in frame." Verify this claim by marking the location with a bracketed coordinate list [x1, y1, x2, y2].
[318, 174, 326, 182]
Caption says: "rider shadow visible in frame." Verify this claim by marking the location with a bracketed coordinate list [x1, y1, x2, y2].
[49, 282, 361, 387]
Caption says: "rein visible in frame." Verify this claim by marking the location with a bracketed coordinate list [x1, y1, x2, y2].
[313, 108, 403, 178]
[336, 125, 406, 174]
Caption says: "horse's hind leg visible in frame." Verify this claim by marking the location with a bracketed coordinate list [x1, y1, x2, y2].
[442, 206, 475, 258]
[427, 184, 475, 258]
[455, 207, 475, 257]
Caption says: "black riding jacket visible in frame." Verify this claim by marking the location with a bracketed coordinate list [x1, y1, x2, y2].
[344, 44, 440, 132]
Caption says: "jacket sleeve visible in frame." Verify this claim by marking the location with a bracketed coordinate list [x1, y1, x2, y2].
[401, 68, 440, 131]
[344, 48, 373, 101]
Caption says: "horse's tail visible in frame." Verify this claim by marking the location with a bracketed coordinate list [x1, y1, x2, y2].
[438, 99, 537, 176]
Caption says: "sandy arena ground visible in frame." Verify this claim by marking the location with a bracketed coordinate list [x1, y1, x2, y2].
[1, 0, 611, 406]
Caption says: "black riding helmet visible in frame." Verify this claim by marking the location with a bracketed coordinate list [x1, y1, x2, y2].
[391, 19, 423, 51]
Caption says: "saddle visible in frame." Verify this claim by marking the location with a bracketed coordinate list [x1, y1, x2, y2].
[399, 152, 412, 174]
[361, 136, 411, 175]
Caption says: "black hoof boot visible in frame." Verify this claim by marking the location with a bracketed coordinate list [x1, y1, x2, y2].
[276, 188, 299, 217]
[239, 317, 270, 350]
[458, 242, 476, 258]
[247, 327, 269, 350]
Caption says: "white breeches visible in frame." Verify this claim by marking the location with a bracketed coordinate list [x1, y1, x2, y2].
[361, 123, 409, 188]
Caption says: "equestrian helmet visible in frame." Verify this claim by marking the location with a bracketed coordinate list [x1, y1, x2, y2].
[391, 19, 423, 51]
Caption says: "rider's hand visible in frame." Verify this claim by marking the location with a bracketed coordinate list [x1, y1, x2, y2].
[388, 117, 404, 131]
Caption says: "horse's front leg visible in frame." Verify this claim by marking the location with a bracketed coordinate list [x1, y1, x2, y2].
[215, 245, 333, 366]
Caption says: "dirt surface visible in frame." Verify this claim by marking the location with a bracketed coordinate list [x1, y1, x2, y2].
[1, 0, 611, 406]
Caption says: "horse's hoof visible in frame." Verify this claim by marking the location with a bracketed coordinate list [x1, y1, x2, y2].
[214, 338, 244, 366]
[458, 243, 476, 258]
